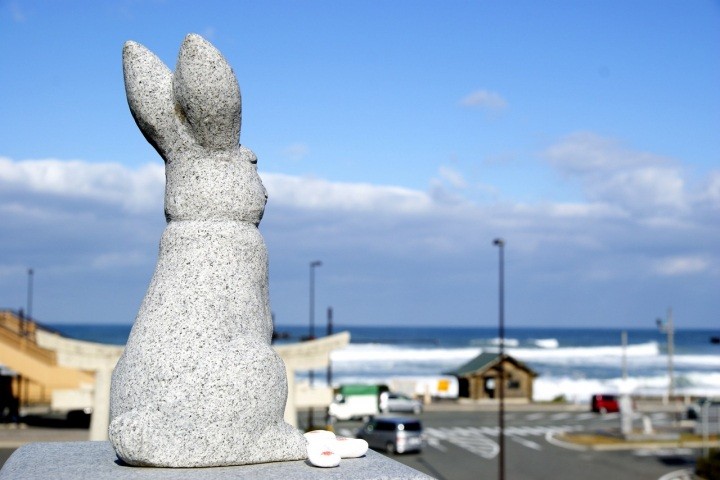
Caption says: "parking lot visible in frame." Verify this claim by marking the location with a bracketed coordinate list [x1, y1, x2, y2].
[318, 408, 703, 480]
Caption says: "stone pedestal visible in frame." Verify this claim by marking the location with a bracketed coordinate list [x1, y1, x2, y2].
[0, 442, 433, 479]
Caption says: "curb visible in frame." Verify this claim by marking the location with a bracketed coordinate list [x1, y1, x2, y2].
[553, 433, 720, 452]
[545, 431, 589, 451]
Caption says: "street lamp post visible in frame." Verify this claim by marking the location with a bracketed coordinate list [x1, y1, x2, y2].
[20, 268, 34, 337]
[309, 261, 322, 342]
[26, 268, 34, 321]
[326, 307, 333, 387]
[656, 307, 674, 402]
[307, 260, 322, 430]
[492, 238, 505, 480]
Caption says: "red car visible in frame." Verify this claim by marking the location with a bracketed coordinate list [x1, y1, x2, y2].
[591, 394, 619, 413]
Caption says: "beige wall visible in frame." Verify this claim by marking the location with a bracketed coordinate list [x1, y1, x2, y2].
[465, 360, 535, 401]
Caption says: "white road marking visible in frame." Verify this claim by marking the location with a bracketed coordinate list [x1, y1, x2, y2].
[425, 426, 500, 459]
[550, 412, 571, 421]
[657, 468, 694, 480]
[525, 413, 545, 421]
[425, 436, 447, 452]
[423, 417, 604, 459]
[510, 436, 542, 450]
[480, 426, 499, 436]
[504, 426, 528, 436]
[424, 424, 585, 458]
[575, 413, 596, 421]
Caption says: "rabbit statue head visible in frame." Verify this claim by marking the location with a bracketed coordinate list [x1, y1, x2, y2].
[123, 33, 267, 224]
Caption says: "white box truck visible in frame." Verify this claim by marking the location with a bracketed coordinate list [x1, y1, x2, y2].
[328, 384, 388, 421]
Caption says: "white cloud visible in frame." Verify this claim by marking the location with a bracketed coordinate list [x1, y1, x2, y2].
[0, 151, 718, 327]
[595, 166, 686, 210]
[543, 133, 690, 213]
[91, 251, 150, 269]
[544, 132, 663, 173]
[654, 256, 710, 276]
[0, 157, 164, 213]
[701, 171, 720, 208]
[437, 166, 467, 189]
[543, 202, 628, 219]
[459, 89, 508, 111]
[281, 143, 310, 161]
[7, 1, 26, 22]
[262, 172, 439, 215]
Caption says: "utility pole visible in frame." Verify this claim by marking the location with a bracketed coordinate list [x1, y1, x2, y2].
[309, 261, 322, 342]
[621, 330, 628, 381]
[326, 307, 333, 387]
[27, 268, 34, 321]
[493, 238, 506, 480]
[656, 307, 675, 402]
[307, 260, 322, 429]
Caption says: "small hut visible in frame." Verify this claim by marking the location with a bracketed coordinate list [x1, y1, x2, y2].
[444, 353, 537, 401]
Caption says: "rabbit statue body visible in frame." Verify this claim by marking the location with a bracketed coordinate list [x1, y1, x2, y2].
[108, 34, 307, 467]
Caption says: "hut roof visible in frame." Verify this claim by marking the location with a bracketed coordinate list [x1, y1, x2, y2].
[443, 352, 537, 377]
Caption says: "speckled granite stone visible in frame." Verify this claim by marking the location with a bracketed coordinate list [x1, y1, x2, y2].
[0, 442, 434, 479]
[108, 34, 306, 467]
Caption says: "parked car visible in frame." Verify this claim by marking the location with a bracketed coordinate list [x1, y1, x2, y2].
[590, 394, 619, 414]
[687, 398, 720, 420]
[356, 417, 423, 454]
[380, 392, 423, 414]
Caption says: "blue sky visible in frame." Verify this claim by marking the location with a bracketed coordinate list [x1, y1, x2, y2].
[1, 1, 719, 329]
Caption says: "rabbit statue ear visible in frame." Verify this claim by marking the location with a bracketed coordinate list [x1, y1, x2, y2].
[122, 41, 178, 161]
[173, 34, 241, 150]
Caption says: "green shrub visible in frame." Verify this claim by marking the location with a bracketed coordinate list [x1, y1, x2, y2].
[696, 448, 720, 480]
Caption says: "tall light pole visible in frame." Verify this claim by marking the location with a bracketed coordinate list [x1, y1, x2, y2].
[26, 268, 34, 321]
[326, 306, 334, 387]
[492, 238, 505, 480]
[309, 260, 322, 341]
[325, 306, 334, 427]
[656, 307, 674, 402]
[21, 268, 34, 337]
[307, 260, 322, 429]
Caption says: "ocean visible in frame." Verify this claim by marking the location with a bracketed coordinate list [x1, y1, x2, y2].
[48, 324, 720, 404]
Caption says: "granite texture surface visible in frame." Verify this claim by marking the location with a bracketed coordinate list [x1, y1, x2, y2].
[0, 442, 435, 480]
[109, 34, 306, 467]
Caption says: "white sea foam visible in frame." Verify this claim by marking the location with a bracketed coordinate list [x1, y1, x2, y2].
[470, 337, 520, 347]
[330, 343, 481, 364]
[532, 338, 559, 349]
[330, 342, 664, 365]
[322, 341, 720, 401]
[533, 372, 720, 403]
[507, 341, 661, 361]
[489, 337, 519, 347]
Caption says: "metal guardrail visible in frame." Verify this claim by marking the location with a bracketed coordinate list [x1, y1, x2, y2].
[0, 310, 57, 365]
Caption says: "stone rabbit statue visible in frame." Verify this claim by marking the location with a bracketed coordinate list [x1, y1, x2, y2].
[109, 34, 307, 467]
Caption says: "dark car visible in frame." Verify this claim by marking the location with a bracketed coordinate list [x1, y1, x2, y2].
[356, 417, 423, 454]
[591, 394, 619, 414]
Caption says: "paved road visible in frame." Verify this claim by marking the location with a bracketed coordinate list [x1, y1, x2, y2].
[335, 410, 699, 480]
[0, 409, 699, 479]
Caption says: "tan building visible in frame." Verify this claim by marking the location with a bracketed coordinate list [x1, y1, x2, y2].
[444, 353, 537, 401]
